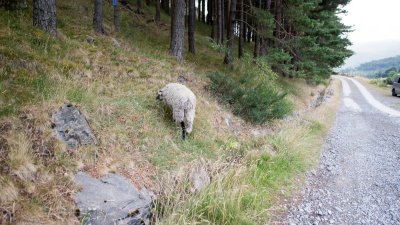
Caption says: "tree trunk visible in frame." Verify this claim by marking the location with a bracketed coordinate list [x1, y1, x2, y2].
[197, 0, 201, 20]
[206, 0, 212, 24]
[246, 19, 251, 42]
[218, 0, 224, 43]
[114, 4, 120, 32]
[93, 0, 104, 34]
[170, 0, 185, 62]
[33, 0, 56, 36]
[274, 0, 282, 41]
[161, 0, 169, 14]
[221, 0, 224, 42]
[201, 0, 205, 22]
[223, 0, 237, 64]
[211, 0, 217, 40]
[156, 0, 161, 21]
[4, 0, 27, 10]
[146, 0, 150, 5]
[137, 0, 143, 12]
[253, 0, 261, 58]
[188, 0, 196, 53]
[238, 0, 244, 58]
[259, 0, 271, 56]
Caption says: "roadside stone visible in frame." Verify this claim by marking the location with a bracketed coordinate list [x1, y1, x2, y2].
[86, 35, 95, 44]
[74, 172, 153, 225]
[51, 104, 97, 149]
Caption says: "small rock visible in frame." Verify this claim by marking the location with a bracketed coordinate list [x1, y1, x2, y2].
[177, 75, 188, 84]
[51, 104, 98, 149]
[86, 35, 95, 44]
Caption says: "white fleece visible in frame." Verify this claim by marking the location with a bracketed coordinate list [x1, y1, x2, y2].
[158, 83, 196, 133]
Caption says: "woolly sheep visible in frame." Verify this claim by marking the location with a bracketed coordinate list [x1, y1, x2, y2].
[156, 83, 196, 140]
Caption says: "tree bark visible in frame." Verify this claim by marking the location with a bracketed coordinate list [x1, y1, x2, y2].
[274, 0, 282, 41]
[259, 0, 271, 56]
[114, 4, 120, 32]
[246, 19, 251, 42]
[238, 0, 244, 58]
[211, 0, 217, 40]
[197, 0, 201, 20]
[93, 0, 104, 34]
[137, 0, 143, 12]
[206, 0, 212, 24]
[156, 0, 161, 21]
[253, 0, 261, 58]
[33, 0, 56, 36]
[217, 0, 224, 43]
[170, 0, 186, 62]
[201, 0, 205, 22]
[221, 0, 224, 42]
[188, 0, 196, 53]
[223, 0, 237, 64]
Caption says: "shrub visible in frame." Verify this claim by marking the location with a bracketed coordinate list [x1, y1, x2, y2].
[207, 69, 293, 124]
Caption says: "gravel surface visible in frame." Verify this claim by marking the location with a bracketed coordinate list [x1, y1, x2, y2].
[285, 76, 400, 225]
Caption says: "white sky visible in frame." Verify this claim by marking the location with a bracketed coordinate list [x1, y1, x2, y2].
[339, 0, 400, 67]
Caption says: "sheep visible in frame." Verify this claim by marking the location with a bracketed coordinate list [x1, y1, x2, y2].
[156, 83, 196, 140]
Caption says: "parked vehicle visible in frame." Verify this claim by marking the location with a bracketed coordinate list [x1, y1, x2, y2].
[392, 76, 400, 96]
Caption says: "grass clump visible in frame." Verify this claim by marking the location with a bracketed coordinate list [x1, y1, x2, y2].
[208, 58, 293, 124]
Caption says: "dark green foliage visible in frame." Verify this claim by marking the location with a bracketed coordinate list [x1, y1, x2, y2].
[207, 71, 293, 124]
[252, 0, 353, 82]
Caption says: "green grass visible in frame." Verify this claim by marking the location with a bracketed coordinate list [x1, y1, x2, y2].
[156, 116, 330, 224]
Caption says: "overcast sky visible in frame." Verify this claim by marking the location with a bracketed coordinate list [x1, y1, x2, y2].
[339, 0, 400, 68]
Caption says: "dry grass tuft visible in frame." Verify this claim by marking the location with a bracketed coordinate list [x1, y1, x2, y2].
[0, 176, 19, 204]
[8, 132, 37, 182]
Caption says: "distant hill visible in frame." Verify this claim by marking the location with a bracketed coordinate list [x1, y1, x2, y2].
[355, 55, 400, 77]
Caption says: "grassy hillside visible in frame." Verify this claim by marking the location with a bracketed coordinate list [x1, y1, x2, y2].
[0, 1, 340, 224]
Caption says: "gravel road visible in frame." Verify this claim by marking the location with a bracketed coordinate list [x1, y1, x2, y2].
[285, 76, 400, 225]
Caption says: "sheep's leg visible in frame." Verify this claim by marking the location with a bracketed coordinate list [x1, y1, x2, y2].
[181, 121, 186, 140]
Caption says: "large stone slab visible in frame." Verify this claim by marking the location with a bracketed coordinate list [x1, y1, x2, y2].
[51, 104, 97, 148]
[74, 172, 153, 225]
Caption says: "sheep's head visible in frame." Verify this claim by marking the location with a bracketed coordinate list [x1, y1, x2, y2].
[156, 89, 164, 101]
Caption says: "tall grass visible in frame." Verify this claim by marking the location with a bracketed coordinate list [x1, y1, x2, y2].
[156, 119, 326, 224]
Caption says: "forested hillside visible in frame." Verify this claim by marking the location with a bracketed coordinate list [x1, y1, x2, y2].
[354, 55, 400, 77]
[0, 0, 349, 224]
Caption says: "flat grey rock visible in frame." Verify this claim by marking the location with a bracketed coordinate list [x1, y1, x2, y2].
[74, 172, 153, 225]
[51, 104, 97, 148]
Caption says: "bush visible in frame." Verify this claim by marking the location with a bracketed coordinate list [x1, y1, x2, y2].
[207, 69, 293, 124]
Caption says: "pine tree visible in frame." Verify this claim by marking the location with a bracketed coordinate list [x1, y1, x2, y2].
[156, 0, 161, 21]
[33, 0, 56, 36]
[223, 0, 237, 64]
[113, 1, 120, 32]
[93, 0, 104, 34]
[188, 0, 196, 53]
[170, 0, 186, 62]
